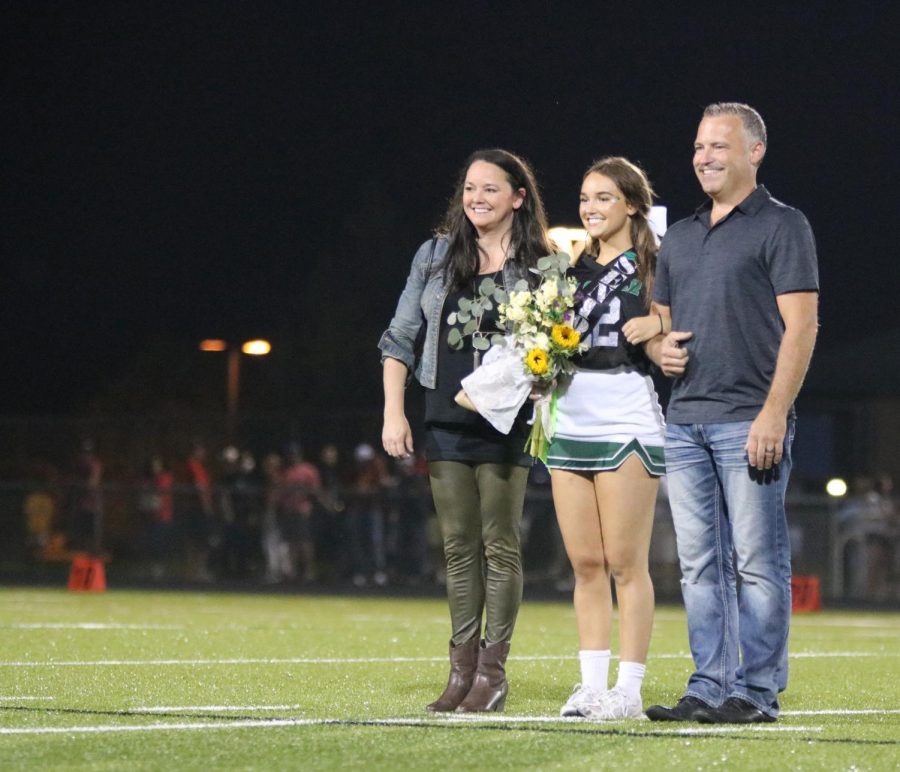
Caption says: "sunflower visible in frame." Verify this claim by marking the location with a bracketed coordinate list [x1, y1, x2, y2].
[551, 324, 581, 349]
[525, 348, 550, 376]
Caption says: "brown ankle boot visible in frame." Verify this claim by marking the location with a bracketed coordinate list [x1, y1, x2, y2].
[426, 636, 480, 712]
[455, 640, 510, 712]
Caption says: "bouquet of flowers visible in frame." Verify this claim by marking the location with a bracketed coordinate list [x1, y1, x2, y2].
[448, 253, 588, 459]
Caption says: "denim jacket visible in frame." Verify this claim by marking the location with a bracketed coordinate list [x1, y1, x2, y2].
[378, 237, 533, 389]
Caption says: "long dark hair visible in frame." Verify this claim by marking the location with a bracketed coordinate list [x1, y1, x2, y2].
[436, 149, 553, 291]
[583, 157, 658, 306]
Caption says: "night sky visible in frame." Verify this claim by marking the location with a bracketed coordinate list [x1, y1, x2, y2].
[4, 2, 897, 416]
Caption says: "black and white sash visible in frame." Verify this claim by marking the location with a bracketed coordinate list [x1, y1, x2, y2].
[575, 253, 637, 328]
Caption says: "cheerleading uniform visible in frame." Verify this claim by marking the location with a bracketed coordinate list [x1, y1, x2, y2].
[545, 250, 665, 475]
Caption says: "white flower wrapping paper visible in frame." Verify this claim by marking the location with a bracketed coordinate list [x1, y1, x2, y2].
[458, 343, 533, 434]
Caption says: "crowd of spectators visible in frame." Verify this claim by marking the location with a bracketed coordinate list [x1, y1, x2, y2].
[23, 438, 440, 588]
[17, 438, 899, 599]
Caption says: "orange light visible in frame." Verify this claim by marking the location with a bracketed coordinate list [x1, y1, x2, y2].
[199, 339, 228, 352]
[241, 339, 272, 356]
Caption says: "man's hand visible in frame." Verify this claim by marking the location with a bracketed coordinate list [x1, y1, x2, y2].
[745, 405, 786, 471]
[660, 331, 693, 377]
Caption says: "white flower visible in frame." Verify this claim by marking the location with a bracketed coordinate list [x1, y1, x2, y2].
[541, 279, 559, 302]
[531, 332, 550, 350]
[509, 290, 532, 307]
[505, 305, 527, 322]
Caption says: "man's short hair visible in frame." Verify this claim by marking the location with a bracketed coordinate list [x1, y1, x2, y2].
[703, 102, 767, 148]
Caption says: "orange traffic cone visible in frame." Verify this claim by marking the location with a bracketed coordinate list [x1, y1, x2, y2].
[67, 553, 107, 592]
[791, 575, 821, 612]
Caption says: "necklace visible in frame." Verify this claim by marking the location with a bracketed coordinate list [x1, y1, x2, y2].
[469, 268, 504, 370]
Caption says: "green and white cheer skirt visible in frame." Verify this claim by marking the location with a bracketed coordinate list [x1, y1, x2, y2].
[545, 367, 666, 476]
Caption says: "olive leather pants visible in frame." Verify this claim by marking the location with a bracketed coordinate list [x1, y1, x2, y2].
[429, 461, 528, 645]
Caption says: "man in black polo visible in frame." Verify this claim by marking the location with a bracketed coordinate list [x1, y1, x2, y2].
[645, 103, 819, 723]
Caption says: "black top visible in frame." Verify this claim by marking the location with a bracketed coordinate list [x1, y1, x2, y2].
[424, 273, 530, 466]
[570, 250, 651, 372]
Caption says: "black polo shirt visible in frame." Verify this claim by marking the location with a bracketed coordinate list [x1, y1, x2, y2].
[654, 185, 819, 424]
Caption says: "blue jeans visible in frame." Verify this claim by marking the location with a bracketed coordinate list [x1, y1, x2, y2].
[665, 419, 795, 717]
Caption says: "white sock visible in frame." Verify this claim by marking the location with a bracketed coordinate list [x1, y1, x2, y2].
[579, 650, 611, 692]
[614, 661, 646, 702]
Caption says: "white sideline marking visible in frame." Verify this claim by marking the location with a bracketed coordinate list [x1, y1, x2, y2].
[0, 657, 449, 667]
[789, 618, 900, 629]
[782, 709, 900, 716]
[0, 696, 53, 701]
[347, 615, 446, 625]
[642, 725, 823, 735]
[0, 717, 827, 737]
[0, 651, 895, 667]
[131, 705, 302, 713]
[788, 651, 899, 658]
[5, 623, 183, 630]
[653, 610, 899, 630]
[0, 719, 314, 735]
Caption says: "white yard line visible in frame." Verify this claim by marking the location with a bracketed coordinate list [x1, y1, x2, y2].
[0, 716, 828, 737]
[0, 651, 895, 667]
[131, 705, 302, 712]
[1, 698, 891, 718]
[652, 609, 899, 629]
[782, 709, 900, 716]
[789, 618, 900, 629]
[0, 657, 448, 667]
[0, 696, 54, 701]
[788, 651, 899, 658]
[0, 719, 313, 735]
[4, 623, 183, 630]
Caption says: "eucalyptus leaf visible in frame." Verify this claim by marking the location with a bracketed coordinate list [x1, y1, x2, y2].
[556, 253, 571, 273]
[479, 277, 496, 295]
[447, 312, 458, 325]
[463, 319, 478, 335]
[490, 334, 506, 347]
[493, 288, 509, 303]
[514, 279, 529, 292]
[447, 328, 463, 348]
[458, 311, 471, 323]
[482, 299, 493, 311]
[472, 336, 490, 351]
[458, 297, 472, 312]
[537, 256, 553, 271]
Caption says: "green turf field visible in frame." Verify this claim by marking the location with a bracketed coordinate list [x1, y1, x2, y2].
[0, 589, 897, 770]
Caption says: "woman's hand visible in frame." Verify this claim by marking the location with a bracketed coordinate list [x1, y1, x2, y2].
[623, 314, 666, 345]
[382, 412, 414, 458]
[529, 378, 556, 401]
[383, 357, 413, 458]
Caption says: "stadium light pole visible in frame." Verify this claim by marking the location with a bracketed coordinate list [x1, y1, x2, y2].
[199, 339, 272, 439]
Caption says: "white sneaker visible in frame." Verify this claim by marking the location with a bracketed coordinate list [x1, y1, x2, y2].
[559, 684, 603, 717]
[580, 686, 643, 720]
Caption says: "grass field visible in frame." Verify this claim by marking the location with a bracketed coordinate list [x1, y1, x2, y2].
[0, 588, 898, 770]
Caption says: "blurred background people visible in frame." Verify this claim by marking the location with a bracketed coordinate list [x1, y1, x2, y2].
[184, 440, 215, 582]
[137, 455, 174, 580]
[280, 442, 322, 583]
[65, 439, 104, 553]
[346, 442, 388, 587]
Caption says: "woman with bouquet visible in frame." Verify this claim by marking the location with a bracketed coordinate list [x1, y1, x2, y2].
[379, 149, 554, 712]
[548, 157, 667, 720]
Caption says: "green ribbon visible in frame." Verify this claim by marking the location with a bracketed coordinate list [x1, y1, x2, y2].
[525, 387, 559, 464]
